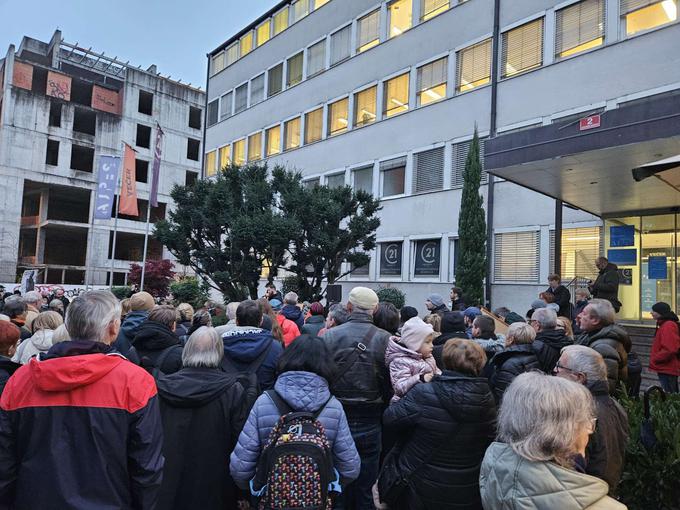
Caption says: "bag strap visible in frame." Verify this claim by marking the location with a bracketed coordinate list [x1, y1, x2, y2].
[152, 344, 181, 378]
[331, 326, 375, 385]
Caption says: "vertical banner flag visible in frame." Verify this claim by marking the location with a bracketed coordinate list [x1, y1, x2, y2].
[119, 143, 139, 216]
[149, 123, 164, 207]
[94, 155, 121, 219]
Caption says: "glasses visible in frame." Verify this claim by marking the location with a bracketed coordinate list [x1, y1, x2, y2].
[553, 362, 587, 382]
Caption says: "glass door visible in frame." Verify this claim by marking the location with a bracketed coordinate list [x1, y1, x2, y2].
[640, 215, 676, 319]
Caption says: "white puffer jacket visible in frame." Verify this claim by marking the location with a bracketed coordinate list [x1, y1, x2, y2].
[13, 330, 55, 364]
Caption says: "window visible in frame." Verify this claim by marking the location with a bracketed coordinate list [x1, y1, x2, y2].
[187, 138, 200, 161]
[291, 0, 310, 22]
[457, 39, 492, 92]
[186, 171, 198, 186]
[207, 99, 219, 127]
[46, 139, 59, 166]
[205, 150, 217, 177]
[331, 25, 352, 65]
[226, 43, 239, 66]
[452, 138, 487, 187]
[307, 40, 326, 77]
[384, 73, 409, 117]
[417, 57, 448, 106]
[219, 145, 231, 169]
[305, 108, 324, 144]
[235, 83, 248, 113]
[354, 86, 377, 127]
[136, 159, 149, 183]
[314, 0, 330, 7]
[273, 8, 289, 35]
[414, 239, 441, 277]
[328, 98, 349, 136]
[351, 255, 370, 276]
[303, 177, 321, 189]
[380, 157, 406, 197]
[389, 0, 412, 37]
[138, 90, 153, 115]
[353, 166, 374, 193]
[549, 227, 602, 280]
[268, 63, 284, 97]
[212, 52, 226, 74]
[73, 108, 96, 136]
[422, 0, 449, 21]
[502, 18, 544, 78]
[49, 101, 62, 127]
[266, 125, 282, 156]
[556, 0, 605, 58]
[284, 117, 301, 150]
[233, 139, 246, 166]
[240, 32, 253, 57]
[251, 74, 265, 105]
[286, 52, 304, 87]
[256, 20, 271, 46]
[136, 124, 151, 148]
[326, 172, 345, 188]
[248, 132, 262, 162]
[357, 10, 380, 52]
[622, 0, 677, 35]
[70, 145, 94, 172]
[413, 147, 444, 193]
[494, 231, 540, 282]
[380, 242, 403, 276]
[189, 106, 202, 129]
[220, 91, 233, 120]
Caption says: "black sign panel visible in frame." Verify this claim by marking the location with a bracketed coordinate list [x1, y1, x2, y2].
[414, 239, 440, 276]
[380, 242, 402, 276]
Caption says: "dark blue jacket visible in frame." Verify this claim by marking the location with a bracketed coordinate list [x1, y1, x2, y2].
[281, 304, 304, 330]
[113, 310, 149, 357]
[221, 326, 283, 391]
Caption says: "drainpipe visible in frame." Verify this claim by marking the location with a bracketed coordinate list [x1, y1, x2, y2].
[201, 54, 210, 179]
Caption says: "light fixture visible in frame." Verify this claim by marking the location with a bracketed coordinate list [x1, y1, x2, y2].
[338, 118, 348, 126]
[424, 88, 442, 100]
[662, 0, 677, 20]
[392, 27, 403, 36]
[390, 98, 406, 107]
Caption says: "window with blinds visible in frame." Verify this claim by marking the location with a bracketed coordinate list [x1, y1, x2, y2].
[256, 20, 271, 47]
[452, 138, 487, 187]
[219, 145, 231, 169]
[622, 0, 678, 35]
[268, 63, 284, 97]
[549, 227, 602, 280]
[303, 177, 321, 189]
[273, 8, 289, 35]
[207, 100, 219, 127]
[384, 73, 409, 117]
[234, 84, 248, 113]
[381, 157, 406, 197]
[494, 231, 540, 283]
[284, 117, 301, 150]
[250, 74, 265, 106]
[502, 18, 544, 78]
[353, 166, 374, 193]
[305, 108, 324, 144]
[226, 43, 239, 66]
[240, 32, 253, 57]
[212, 53, 225, 75]
[389, 0, 412, 37]
[413, 147, 445, 194]
[326, 172, 346, 188]
[291, 0, 310, 23]
[357, 10, 380, 52]
[457, 39, 492, 92]
[205, 151, 217, 177]
[556, 0, 605, 58]
[328, 98, 349, 136]
[417, 57, 448, 106]
[220, 91, 232, 120]
[266, 125, 281, 157]
[422, 0, 449, 21]
[307, 40, 326, 77]
[354, 86, 377, 127]
[248, 132, 262, 162]
[286, 52, 304, 87]
[233, 139, 246, 166]
[331, 25, 352, 65]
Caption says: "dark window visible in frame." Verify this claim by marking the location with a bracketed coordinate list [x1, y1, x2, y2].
[138, 90, 153, 115]
[31, 67, 47, 95]
[70, 145, 94, 172]
[136, 159, 149, 183]
[71, 80, 93, 107]
[106, 272, 127, 286]
[46, 140, 59, 166]
[49, 101, 62, 127]
[73, 108, 96, 136]
[185, 170, 198, 186]
[136, 124, 152, 148]
[189, 106, 202, 129]
[187, 138, 200, 161]
[207, 100, 219, 126]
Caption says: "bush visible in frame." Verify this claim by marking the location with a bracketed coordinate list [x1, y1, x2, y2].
[281, 275, 300, 297]
[618, 390, 680, 509]
[111, 286, 132, 300]
[170, 277, 210, 309]
[376, 286, 406, 310]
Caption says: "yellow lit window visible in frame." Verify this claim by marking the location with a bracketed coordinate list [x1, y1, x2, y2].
[457, 39, 492, 92]
[233, 139, 246, 166]
[384, 73, 409, 117]
[256, 21, 271, 47]
[226, 43, 239, 66]
[266, 125, 281, 156]
[328, 98, 349, 136]
[422, 0, 449, 21]
[211, 53, 225, 75]
[357, 11, 380, 52]
[284, 117, 301, 150]
[625, 0, 677, 35]
[219, 145, 231, 170]
[502, 18, 544, 78]
[240, 32, 253, 57]
[205, 151, 217, 177]
[556, 0, 604, 58]
[417, 57, 448, 106]
[314, 0, 330, 8]
[354, 86, 377, 128]
[273, 8, 289, 35]
[305, 108, 324, 144]
[389, 0, 412, 37]
[248, 132, 262, 162]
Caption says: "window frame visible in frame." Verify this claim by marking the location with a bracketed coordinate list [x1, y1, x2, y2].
[247, 131, 263, 162]
[388, 0, 413, 38]
[379, 155, 407, 198]
[383, 72, 410, 117]
[357, 9, 381, 53]
[233, 138, 246, 166]
[265, 124, 282, 157]
[284, 116, 302, 151]
[304, 106, 324, 144]
[267, 62, 284, 97]
[286, 51, 304, 88]
[234, 82, 249, 114]
[493, 229, 541, 283]
[240, 31, 254, 57]
[416, 56, 449, 107]
[256, 19, 272, 47]
[353, 84, 378, 128]
[330, 24, 352, 66]
[273, 7, 290, 35]
[327, 96, 350, 137]
[555, 0, 606, 59]
[307, 38, 327, 78]
[501, 16, 545, 79]
[456, 37, 492, 93]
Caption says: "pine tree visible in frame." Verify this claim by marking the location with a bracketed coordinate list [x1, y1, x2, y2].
[455, 128, 487, 306]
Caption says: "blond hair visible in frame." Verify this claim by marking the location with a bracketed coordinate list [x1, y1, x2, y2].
[506, 322, 536, 345]
[424, 314, 442, 333]
[32, 311, 64, 332]
[442, 339, 487, 376]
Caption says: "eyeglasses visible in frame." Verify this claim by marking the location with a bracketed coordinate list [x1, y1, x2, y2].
[553, 362, 587, 382]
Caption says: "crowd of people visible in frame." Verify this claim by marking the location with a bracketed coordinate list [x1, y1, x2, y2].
[0, 260, 678, 509]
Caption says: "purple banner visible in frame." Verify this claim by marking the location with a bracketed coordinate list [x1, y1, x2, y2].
[94, 155, 121, 219]
[150, 124, 164, 207]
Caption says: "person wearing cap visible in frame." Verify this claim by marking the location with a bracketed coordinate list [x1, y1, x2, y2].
[323, 286, 391, 510]
[649, 301, 680, 393]
[0, 321, 21, 396]
[113, 291, 155, 357]
[269, 298, 300, 347]
[425, 293, 449, 318]
[463, 306, 482, 339]
[301, 302, 326, 337]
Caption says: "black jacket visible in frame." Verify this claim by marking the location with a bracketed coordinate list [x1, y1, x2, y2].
[590, 263, 621, 311]
[576, 325, 632, 394]
[533, 328, 573, 373]
[487, 344, 541, 403]
[301, 315, 325, 337]
[433, 329, 468, 370]
[382, 371, 497, 510]
[429, 303, 450, 317]
[10, 320, 31, 342]
[0, 357, 21, 396]
[547, 285, 572, 318]
[132, 320, 184, 375]
[451, 298, 466, 312]
[156, 367, 248, 510]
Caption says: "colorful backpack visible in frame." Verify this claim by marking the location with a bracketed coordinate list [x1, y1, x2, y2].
[251, 390, 336, 510]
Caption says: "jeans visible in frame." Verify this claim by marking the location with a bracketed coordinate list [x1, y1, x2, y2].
[338, 419, 382, 510]
[658, 373, 679, 394]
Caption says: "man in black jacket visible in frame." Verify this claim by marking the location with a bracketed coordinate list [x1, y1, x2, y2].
[546, 273, 571, 318]
[530, 308, 573, 373]
[131, 304, 183, 375]
[433, 311, 468, 370]
[589, 257, 621, 312]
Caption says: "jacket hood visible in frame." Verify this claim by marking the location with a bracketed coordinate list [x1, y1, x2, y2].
[440, 311, 466, 334]
[435, 330, 468, 345]
[385, 337, 423, 364]
[28, 352, 125, 392]
[491, 343, 536, 365]
[27, 330, 55, 352]
[120, 311, 148, 337]
[221, 326, 274, 362]
[281, 305, 303, 322]
[588, 324, 632, 352]
[432, 371, 496, 422]
[156, 367, 236, 407]
[132, 320, 180, 350]
[586, 378, 610, 397]
[274, 371, 331, 412]
[536, 328, 571, 348]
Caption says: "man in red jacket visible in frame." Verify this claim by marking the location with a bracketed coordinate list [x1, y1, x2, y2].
[650, 302, 680, 393]
[0, 290, 164, 509]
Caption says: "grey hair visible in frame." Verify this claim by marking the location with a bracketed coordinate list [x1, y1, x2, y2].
[52, 324, 71, 344]
[560, 345, 607, 383]
[507, 322, 536, 345]
[226, 301, 240, 321]
[283, 292, 298, 305]
[49, 299, 64, 311]
[585, 299, 615, 326]
[65, 290, 121, 343]
[23, 291, 42, 305]
[531, 308, 557, 330]
[328, 304, 349, 326]
[182, 327, 224, 368]
[574, 288, 591, 299]
[498, 372, 595, 468]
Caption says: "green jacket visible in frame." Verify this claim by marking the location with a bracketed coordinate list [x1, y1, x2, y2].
[480, 442, 627, 510]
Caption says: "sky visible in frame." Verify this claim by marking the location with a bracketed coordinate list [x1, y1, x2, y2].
[0, 0, 281, 88]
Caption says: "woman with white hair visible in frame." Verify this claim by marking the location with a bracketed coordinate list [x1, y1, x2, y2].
[480, 371, 626, 509]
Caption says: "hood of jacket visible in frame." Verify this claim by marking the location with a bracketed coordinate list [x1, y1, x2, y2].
[274, 371, 331, 412]
[156, 367, 236, 407]
[431, 370, 496, 423]
[385, 337, 423, 364]
[535, 328, 572, 349]
[586, 324, 632, 352]
[120, 310, 148, 338]
[27, 330, 55, 352]
[440, 311, 466, 334]
[132, 320, 180, 351]
[222, 326, 274, 363]
[281, 304, 303, 322]
[491, 343, 536, 365]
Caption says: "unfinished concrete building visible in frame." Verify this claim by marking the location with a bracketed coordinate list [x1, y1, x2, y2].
[0, 30, 204, 286]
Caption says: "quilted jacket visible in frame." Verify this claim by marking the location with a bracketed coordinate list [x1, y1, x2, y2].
[385, 338, 441, 402]
[487, 344, 541, 404]
[480, 442, 626, 509]
[576, 325, 632, 394]
[229, 370, 360, 488]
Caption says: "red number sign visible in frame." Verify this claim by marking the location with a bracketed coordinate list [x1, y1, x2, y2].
[579, 115, 601, 131]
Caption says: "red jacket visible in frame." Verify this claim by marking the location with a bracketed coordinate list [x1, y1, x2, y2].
[650, 319, 680, 376]
[276, 314, 300, 347]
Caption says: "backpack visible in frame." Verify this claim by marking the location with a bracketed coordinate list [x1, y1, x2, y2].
[127, 344, 181, 378]
[251, 390, 336, 510]
[221, 342, 273, 408]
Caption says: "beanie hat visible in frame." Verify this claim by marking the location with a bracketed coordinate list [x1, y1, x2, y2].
[130, 291, 155, 312]
[427, 293, 445, 307]
[0, 320, 21, 347]
[440, 311, 465, 333]
[270, 299, 283, 312]
[463, 306, 482, 320]
[652, 302, 671, 315]
[348, 287, 379, 310]
[530, 299, 547, 310]
[309, 302, 325, 315]
[400, 317, 434, 352]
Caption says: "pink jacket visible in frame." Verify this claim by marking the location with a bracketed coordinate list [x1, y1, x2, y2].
[385, 337, 441, 402]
